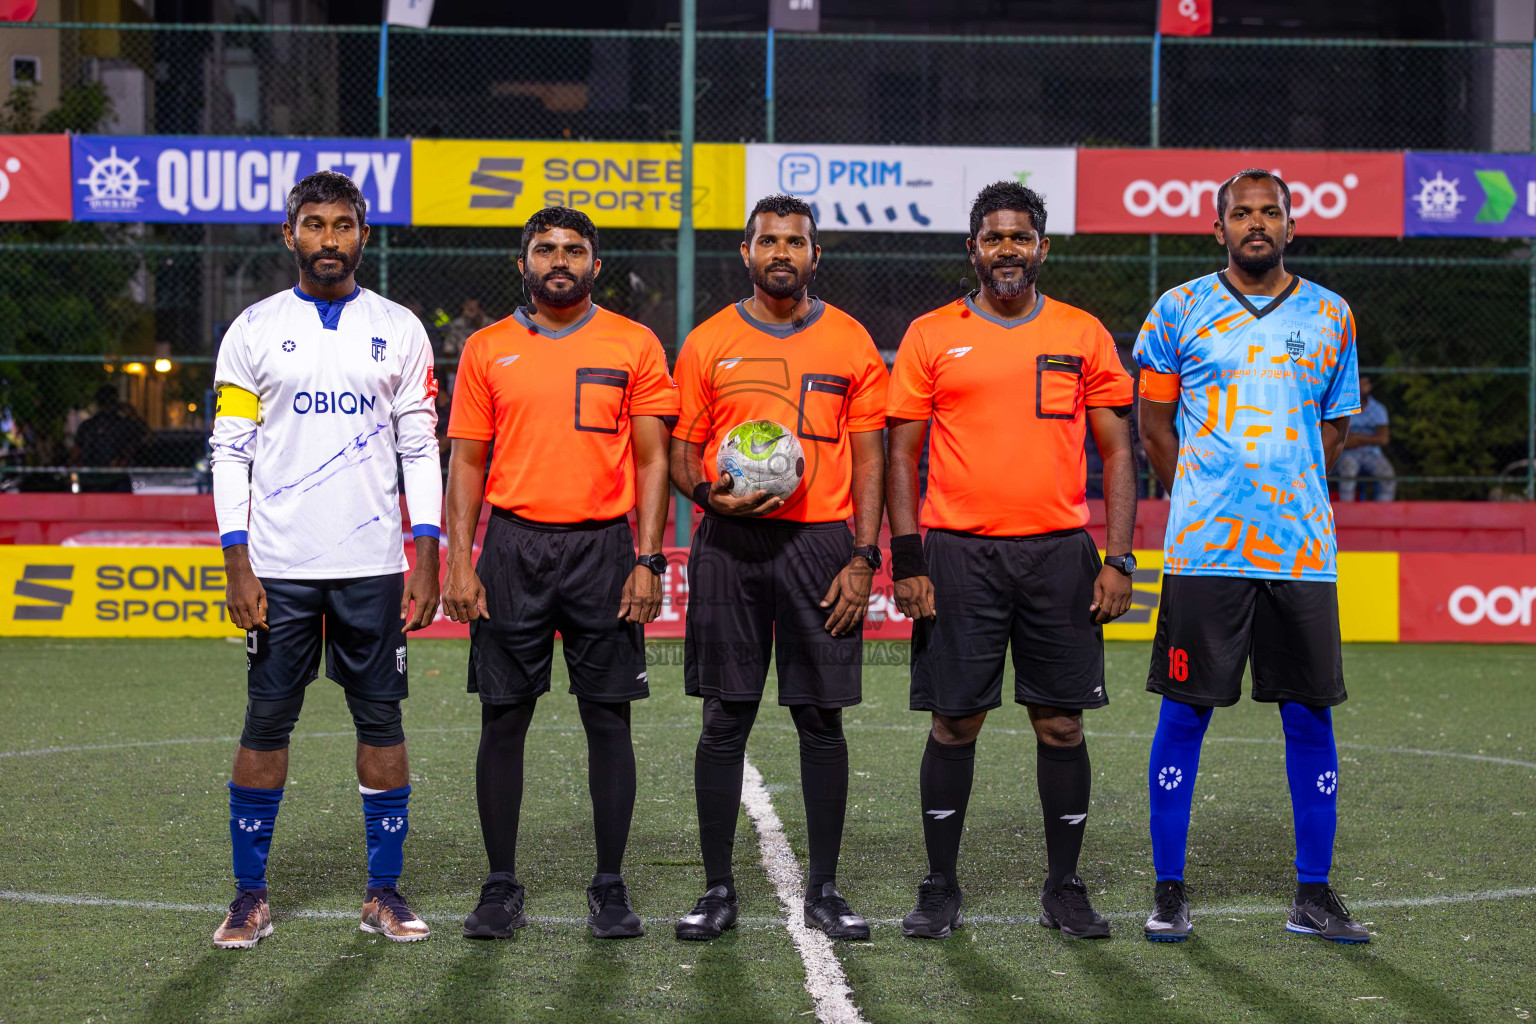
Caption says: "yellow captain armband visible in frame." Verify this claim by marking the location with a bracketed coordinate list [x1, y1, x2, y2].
[215, 383, 260, 421]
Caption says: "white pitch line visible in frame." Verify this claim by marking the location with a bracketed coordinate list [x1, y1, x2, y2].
[739, 759, 870, 1024]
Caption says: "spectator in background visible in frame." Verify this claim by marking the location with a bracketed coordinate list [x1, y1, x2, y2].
[73, 385, 147, 492]
[1337, 374, 1394, 502]
[442, 296, 491, 359]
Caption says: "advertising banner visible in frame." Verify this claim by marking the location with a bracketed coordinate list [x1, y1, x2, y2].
[0, 134, 72, 221]
[411, 140, 745, 229]
[1075, 149, 1404, 236]
[1403, 152, 1536, 237]
[745, 145, 1077, 234]
[70, 136, 412, 224]
[1398, 553, 1536, 643]
[1, 544, 1403, 641]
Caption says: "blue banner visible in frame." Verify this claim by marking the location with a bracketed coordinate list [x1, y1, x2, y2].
[1404, 152, 1536, 237]
[71, 136, 411, 224]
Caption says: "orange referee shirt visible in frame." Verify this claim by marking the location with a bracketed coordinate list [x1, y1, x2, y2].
[448, 304, 679, 522]
[674, 298, 889, 523]
[887, 294, 1133, 537]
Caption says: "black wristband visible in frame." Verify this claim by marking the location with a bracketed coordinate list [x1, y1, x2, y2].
[889, 533, 928, 580]
[692, 481, 712, 510]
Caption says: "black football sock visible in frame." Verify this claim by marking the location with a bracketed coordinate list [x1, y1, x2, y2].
[920, 734, 976, 888]
[1038, 738, 1092, 887]
[791, 704, 848, 894]
[695, 697, 759, 898]
[577, 697, 636, 880]
[476, 700, 536, 878]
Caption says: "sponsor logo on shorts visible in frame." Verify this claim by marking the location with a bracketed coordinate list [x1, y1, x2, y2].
[395, 645, 407, 674]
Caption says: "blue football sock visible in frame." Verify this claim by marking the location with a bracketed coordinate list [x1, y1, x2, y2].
[1147, 697, 1213, 882]
[361, 784, 411, 889]
[229, 781, 283, 891]
[1280, 702, 1338, 885]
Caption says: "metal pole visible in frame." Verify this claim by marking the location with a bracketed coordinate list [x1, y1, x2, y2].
[765, 26, 775, 143]
[1528, 38, 1535, 498]
[376, 21, 390, 297]
[675, 0, 698, 548]
[1148, 30, 1161, 312]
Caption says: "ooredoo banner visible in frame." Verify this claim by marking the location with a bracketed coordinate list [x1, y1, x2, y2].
[1075, 149, 1404, 236]
[0, 134, 71, 221]
[1398, 553, 1536, 643]
[71, 136, 412, 224]
[745, 145, 1077, 234]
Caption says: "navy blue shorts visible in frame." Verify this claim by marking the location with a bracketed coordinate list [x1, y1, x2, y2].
[246, 574, 408, 702]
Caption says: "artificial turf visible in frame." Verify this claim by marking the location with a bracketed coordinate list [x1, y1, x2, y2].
[0, 639, 1531, 1023]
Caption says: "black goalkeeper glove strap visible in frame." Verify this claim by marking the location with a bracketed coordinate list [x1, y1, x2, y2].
[890, 533, 928, 580]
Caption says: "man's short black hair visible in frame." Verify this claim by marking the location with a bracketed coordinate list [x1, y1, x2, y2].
[744, 194, 818, 248]
[285, 170, 367, 228]
[520, 206, 599, 261]
[969, 180, 1047, 239]
[1216, 168, 1292, 220]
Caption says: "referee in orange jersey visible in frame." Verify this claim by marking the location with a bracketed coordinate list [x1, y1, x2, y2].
[886, 182, 1137, 941]
[442, 208, 678, 941]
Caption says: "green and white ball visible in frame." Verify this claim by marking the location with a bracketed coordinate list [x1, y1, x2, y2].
[716, 419, 805, 499]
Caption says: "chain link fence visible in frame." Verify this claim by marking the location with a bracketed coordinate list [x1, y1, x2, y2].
[1, 22, 1533, 499]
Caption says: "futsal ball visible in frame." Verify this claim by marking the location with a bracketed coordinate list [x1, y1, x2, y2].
[716, 420, 805, 498]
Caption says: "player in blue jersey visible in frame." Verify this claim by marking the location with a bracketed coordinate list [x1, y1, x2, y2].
[1134, 169, 1369, 945]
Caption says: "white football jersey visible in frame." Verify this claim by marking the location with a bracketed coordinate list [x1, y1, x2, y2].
[209, 285, 442, 579]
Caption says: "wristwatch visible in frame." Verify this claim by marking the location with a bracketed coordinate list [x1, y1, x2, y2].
[1104, 553, 1137, 578]
[851, 545, 882, 571]
[637, 553, 668, 575]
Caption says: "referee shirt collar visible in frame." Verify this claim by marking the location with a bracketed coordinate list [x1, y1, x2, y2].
[512, 302, 600, 339]
[734, 296, 825, 338]
[963, 291, 1047, 329]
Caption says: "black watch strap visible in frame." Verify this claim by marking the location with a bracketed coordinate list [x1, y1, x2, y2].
[852, 545, 881, 571]
[637, 553, 668, 575]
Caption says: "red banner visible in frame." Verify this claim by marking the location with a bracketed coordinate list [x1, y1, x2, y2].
[1075, 149, 1404, 236]
[1399, 553, 1536, 643]
[1159, 0, 1212, 36]
[0, 135, 71, 221]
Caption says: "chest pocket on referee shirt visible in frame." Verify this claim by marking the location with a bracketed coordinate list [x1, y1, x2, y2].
[1035, 354, 1084, 420]
[797, 373, 851, 443]
[575, 367, 630, 433]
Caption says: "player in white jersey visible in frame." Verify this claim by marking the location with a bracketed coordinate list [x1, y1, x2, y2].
[207, 171, 442, 948]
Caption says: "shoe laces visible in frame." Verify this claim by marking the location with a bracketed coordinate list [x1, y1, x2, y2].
[915, 879, 956, 914]
[226, 889, 262, 928]
[479, 877, 522, 910]
[592, 881, 632, 913]
[1314, 885, 1352, 921]
[1154, 881, 1187, 919]
[1049, 877, 1095, 916]
[375, 886, 419, 923]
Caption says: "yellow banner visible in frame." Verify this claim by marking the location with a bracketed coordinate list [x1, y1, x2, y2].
[1099, 549, 1399, 643]
[411, 140, 746, 229]
[1, 546, 241, 638]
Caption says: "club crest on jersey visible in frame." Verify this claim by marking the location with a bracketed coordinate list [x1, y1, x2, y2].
[396, 645, 407, 674]
[371, 337, 387, 362]
[1285, 330, 1304, 362]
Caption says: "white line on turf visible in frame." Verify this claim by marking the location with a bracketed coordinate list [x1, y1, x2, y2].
[739, 758, 870, 1024]
[4, 728, 1532, 770]
[5, 886, 1533, 929]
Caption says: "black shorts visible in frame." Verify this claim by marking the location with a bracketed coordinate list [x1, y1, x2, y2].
[684, 514, 861, 708]
[468, 510, 647, 705]
[1147, 574, 1346, 708]
[247, 574, 408, 702]
[910, 528, 1108, 717]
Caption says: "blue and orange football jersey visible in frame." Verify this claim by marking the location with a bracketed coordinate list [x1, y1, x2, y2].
[1134, 272, 1361, 581]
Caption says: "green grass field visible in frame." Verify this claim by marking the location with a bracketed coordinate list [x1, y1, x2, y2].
[1, 639, 1532, 1024]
